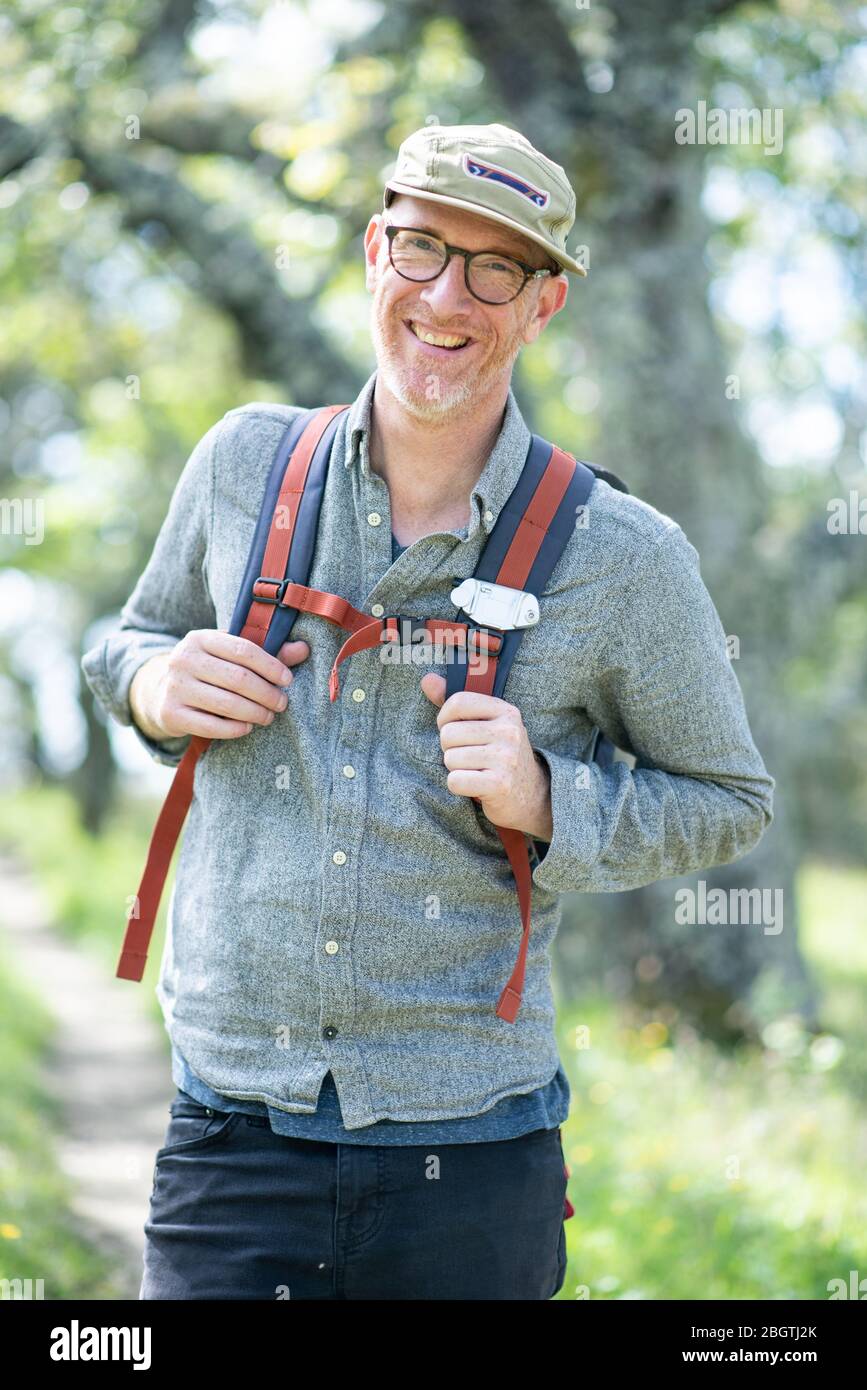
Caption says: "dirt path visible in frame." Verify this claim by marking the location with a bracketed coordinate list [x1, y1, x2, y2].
[0, 850, 174, 1299]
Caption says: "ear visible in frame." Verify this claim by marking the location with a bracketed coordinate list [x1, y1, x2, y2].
[364, 214, 385, 294]
[520, 274, 568, 346]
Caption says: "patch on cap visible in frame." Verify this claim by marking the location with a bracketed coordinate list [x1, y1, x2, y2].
[461, 152, 550, 209]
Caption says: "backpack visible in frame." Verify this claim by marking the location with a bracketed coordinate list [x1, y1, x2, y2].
[117, 403, 629, 1024]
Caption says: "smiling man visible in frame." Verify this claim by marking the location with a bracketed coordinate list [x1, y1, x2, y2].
[82, 122, 774, 1301]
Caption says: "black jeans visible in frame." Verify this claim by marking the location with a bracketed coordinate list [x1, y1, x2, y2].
[140, 1088, 569, 1300]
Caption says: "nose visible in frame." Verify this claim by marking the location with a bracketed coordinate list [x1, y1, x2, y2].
[418, 252, 475, 318]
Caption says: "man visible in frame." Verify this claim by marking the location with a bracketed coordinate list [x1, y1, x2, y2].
[82, 122, 774, 1300]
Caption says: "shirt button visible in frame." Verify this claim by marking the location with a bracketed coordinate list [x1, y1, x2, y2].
[322, 1025, 338, 1040]
[484, 510, 494, 524]
[351, 688, 365, 702]
[371, 603, 384, 617]
[342, 765, 355, 778]
[324, 940, 339, 955]
[332, 849, 347, 865]
[367, 512, 382, 526]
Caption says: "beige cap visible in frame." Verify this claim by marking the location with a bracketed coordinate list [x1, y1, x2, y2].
[383, 122, 586, 277]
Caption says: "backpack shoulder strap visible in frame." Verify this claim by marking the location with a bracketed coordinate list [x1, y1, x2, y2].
[228, 403, 350, 657]
[439, 436, 631, 1022]
[445, 433, 597, 701]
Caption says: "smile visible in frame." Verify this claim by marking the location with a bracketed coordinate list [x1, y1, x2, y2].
[404, 320, 474, 352]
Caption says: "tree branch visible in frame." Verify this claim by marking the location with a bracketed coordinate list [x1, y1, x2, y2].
[138, 102, 345, 215]
[69, 138, 359, 402]
[0, 113, 43, 179]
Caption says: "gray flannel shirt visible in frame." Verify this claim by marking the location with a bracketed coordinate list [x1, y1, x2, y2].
[81, 367, 774, 1130]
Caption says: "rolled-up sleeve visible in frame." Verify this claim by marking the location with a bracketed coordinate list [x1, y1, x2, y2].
[530, 524, 774, 894]
[81, 420, 220, 767]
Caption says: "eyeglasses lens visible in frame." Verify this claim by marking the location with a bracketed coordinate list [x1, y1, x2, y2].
[390, 230, 524, 304]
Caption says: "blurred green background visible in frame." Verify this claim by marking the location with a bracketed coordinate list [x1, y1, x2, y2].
[1, 0, 866, 1300]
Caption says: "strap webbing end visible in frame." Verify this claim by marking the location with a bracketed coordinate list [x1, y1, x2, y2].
[117, 952, 148, 982]
[496, 985, 521, 1024]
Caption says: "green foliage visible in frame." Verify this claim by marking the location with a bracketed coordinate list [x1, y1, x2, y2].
[554, 859, 867, 1298]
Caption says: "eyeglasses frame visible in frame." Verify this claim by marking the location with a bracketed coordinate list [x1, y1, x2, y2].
[382, 221, 559, 304]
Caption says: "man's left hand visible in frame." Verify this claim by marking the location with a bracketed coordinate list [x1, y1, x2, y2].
[420, 674, 553, 840]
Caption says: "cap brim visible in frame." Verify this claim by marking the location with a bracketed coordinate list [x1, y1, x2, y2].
[383, 181, 587, 277]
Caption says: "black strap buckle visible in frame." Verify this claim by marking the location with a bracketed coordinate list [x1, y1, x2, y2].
[460, 617, 503, 657]
[252, 574, 290, 606]
[386, 615, 429, 646]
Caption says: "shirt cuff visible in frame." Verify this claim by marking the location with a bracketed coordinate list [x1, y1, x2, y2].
[81, 635, 191, 769]
[529, 746, 604, 894]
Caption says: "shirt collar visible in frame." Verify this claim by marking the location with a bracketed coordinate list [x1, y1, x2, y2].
[344, 367, 532, 541]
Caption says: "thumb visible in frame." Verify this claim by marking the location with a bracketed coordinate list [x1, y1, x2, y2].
[277, 639, 310, 667]
[420, 672, 447, 706]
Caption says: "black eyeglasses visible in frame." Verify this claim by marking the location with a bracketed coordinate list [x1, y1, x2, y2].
[383, 223, 558, 305]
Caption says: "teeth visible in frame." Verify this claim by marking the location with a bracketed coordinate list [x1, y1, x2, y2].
[410, 322, 469, 349]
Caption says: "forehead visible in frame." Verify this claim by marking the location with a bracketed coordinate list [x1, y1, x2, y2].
[386, 193, 539, 260]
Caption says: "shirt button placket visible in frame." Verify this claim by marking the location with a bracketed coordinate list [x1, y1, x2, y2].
[317, 607, 376, 1068]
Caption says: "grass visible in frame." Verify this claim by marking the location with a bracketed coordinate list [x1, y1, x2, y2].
[554, 995, 867, 1299]
[1, 782, 866, 1301]
[0, 946, 126, 1299]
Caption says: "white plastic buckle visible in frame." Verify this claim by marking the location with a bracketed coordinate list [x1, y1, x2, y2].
[450, 577, 540, 631]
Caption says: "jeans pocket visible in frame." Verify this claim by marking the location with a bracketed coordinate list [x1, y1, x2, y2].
[155, 1090, 243, 1158]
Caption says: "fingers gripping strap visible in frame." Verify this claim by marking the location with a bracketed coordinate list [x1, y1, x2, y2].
[453, 615, 532, 1021]
[450, 602, 533, 1022]
[116, 405, 349, 983]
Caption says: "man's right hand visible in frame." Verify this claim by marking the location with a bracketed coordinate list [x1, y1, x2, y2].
[129, 629, 310, 742]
